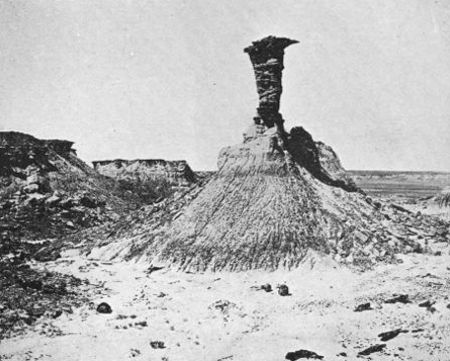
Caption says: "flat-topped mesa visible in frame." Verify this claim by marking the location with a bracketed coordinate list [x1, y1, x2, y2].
[244, 36, 298, 131]
[92, 159, 197, 186]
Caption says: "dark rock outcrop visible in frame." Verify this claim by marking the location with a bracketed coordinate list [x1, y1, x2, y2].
[288, 127, 358, 192]
[43, 139, 76, 157]
[0, 132, 57, 177]
[243, 37, 357, 192]
[0, 131, 127, 240]
[244, 36, 298, 131]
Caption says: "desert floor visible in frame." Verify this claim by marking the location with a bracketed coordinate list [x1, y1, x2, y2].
[1, 242, 450, 361]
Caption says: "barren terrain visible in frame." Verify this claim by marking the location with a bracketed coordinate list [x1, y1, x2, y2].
[1, 245, 450, 361]
[1, 174, 450, 361]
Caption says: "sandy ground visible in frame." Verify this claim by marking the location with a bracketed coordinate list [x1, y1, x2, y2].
[1, 243, 450, 361]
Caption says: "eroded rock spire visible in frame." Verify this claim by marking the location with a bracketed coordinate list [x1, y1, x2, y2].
[244, 36, 298, 132]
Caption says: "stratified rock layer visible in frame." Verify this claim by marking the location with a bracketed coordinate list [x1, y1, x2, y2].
[92, 159, 197, 187]
[244, 36, 298, 129]
[0, 132, 126, 239]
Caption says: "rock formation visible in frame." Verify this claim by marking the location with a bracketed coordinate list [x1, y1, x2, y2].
[86, 36, 448, 271]
[93, 159, 197, 187]
[0, 132, 126, 239]
[244, 36, 298, 137]
[243, 37, 357, 192]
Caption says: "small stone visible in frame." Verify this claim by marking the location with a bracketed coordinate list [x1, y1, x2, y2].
[277, 284, 290, 296]
[261, 283, 272, 292]
[66, 221, 75, 229]
[135, 320, 147, 327]
[418, 300, 435, 308]
[358, 344, 386, 356]
[150, 341, 165, 349]
[384, 294, 410, 304]
[285, 349, 323, 360]
[354, 302, 372, 312]
[96, 302, 112, 314]
[378, 329, 407, 341]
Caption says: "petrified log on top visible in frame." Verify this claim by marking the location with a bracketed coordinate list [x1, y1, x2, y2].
[244, 36, 298, 129]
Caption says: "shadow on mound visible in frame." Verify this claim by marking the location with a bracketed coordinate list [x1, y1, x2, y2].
[288, 126, 358, 193]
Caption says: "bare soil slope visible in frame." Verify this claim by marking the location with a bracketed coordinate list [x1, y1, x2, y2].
[89, 128, 448, 271]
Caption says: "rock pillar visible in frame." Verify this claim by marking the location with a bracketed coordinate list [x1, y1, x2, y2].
[244, 36, 298, 134]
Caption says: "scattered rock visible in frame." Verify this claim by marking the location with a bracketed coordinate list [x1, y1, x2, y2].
[145, 265, 164, 274]
[130, 348, 141, 357]
[411, 328, 424, 333]
[418, 300, 435, 308]
[0, 242, 88, 340]
[277, 284, 290, 296]
[357, 344, 386, 356]
[96, 302, 112, 314]
[210, 300, 237, 314]
[378, 329, 408, 341]
[418, 300, 437, 313]
[135, 320, 147, 327]
[384, 294, 410, 304]
[261, 283, 272, 292]
[354, 302, 372, 312]
[149, 341, 165, 349]
[285, 349, 324, 360]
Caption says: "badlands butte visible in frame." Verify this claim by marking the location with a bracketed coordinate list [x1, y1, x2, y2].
[1, 36, 450, 360]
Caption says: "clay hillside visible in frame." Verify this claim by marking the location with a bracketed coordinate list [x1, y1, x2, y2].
[87, 36, 449, 271]
[0, 131, 131, 239]
[0, 130, 205, 240]
[92, 159, 198, 203]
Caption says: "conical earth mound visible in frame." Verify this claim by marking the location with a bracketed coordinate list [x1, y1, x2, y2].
[91, 127, 447, 271]
[89, 36, 448, 271]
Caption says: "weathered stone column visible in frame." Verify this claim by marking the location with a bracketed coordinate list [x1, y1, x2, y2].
[244, 36, 298, 133]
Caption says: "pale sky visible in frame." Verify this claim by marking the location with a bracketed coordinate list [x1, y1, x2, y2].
[1, 0, 449, 171]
